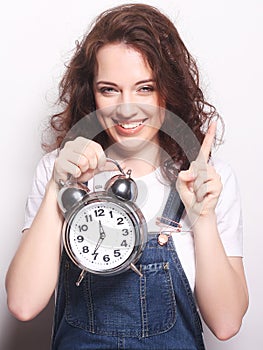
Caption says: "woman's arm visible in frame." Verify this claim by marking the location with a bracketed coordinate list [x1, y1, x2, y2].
[193, 215, 248, 340]
[176, 122, 249, 340]
[6, 138, 107, 321]
[5, 179, 62, 321]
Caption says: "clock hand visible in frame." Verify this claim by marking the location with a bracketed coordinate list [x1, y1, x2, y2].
[99, 220, 106, 239]
[93, 220, 106, 254]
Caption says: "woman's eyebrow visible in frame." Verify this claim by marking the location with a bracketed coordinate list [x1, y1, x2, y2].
[135, 79, 155, 86]
[95, 81, 118, 86]
[96, 79, 155, 86]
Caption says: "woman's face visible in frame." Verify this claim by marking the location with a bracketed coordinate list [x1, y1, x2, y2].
[93, 43, 165, 153]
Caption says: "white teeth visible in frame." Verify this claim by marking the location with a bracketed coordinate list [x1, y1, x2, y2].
[118, 121, 143, 129]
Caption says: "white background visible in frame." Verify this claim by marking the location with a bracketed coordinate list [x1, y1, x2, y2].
[0, 0, 262, 349]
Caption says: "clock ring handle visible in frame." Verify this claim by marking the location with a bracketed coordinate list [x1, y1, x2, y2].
[105, 157, 126, 175]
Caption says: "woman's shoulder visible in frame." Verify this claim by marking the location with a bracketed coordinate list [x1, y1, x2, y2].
[39, 149, 59, 166]
[36, 149, 58, 172]
[33, 149, 59, 183]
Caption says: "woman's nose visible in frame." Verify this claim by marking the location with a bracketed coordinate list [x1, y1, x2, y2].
[116, 102, 138, 119]
[116, 91, 138, 118]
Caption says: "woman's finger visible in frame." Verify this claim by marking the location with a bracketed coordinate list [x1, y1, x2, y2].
[196, 121, 217, 164]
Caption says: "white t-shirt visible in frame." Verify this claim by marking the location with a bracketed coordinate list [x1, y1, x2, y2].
[23, 150, 243, 291]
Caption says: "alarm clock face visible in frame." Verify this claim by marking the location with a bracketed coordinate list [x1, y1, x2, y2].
[63, 193, 144, 275]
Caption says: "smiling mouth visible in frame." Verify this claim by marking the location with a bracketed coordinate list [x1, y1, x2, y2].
[113, 119, 147, 129]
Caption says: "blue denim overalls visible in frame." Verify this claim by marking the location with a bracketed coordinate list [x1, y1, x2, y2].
[52, 186, 205, 350]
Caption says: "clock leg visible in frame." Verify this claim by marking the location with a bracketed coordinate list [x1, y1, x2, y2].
[130, 263, 143, 277]
[76, 269, 87, 286]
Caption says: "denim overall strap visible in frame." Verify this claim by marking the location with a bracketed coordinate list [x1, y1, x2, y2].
[160, 184, 185, 228]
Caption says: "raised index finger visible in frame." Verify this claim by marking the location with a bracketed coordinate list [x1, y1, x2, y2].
[196, 121, 217, 163]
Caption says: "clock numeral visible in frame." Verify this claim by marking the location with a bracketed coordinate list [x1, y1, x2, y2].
[92, 252, 98, 260]
[85, 214, 93, 222]
[77, 235, 84, 243]
[122, 229, 129, 236]
[117, 217, 124, 225]
[83, 246, 89, 253]
[121, 240, 128, 247]
[114, 249, 121, 257]
[109, 210, 113, 218]
[78, 224, 88, 232]
[103, 255, 110, 262]
[94, 209, 105, 217]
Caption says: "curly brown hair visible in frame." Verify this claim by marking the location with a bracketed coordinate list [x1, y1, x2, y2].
[44, 3, 223, 182]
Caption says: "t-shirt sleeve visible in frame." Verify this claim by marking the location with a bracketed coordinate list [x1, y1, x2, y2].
[214, 158, 243, 257]
[22, 150, 57, 231]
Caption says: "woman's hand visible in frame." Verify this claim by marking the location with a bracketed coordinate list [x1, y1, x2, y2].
[176, 122, 222, 224]
[53, 137, 107, 184]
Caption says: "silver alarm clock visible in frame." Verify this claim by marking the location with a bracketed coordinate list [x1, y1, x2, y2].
[57, 158, 147, 286]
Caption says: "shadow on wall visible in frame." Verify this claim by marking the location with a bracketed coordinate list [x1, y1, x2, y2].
[4, 296, 54, 350]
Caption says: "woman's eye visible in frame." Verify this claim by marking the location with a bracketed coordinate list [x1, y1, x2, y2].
[99, 87, 118, 95]
[138, 85, 154, 93]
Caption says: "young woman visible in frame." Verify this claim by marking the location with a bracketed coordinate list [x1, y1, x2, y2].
[6, 4, 248, 349]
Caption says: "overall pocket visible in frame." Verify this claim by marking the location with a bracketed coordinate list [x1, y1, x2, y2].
[64, 259, 177, 338]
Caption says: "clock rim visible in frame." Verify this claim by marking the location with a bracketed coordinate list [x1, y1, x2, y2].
[62, 191, 147, 276]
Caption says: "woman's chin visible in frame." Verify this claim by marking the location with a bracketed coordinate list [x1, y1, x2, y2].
[106, 137, 152, 157]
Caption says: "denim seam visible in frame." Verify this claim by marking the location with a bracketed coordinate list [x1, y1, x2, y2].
[164, 262, 177, 328]
[139, 262, 177, 338]
[140, 269, 148, 338]
[168, 238, 205, 347]
[64, 261, 88, 331]
[117, 336, 125, 350]
[86, 274, 95, 333]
